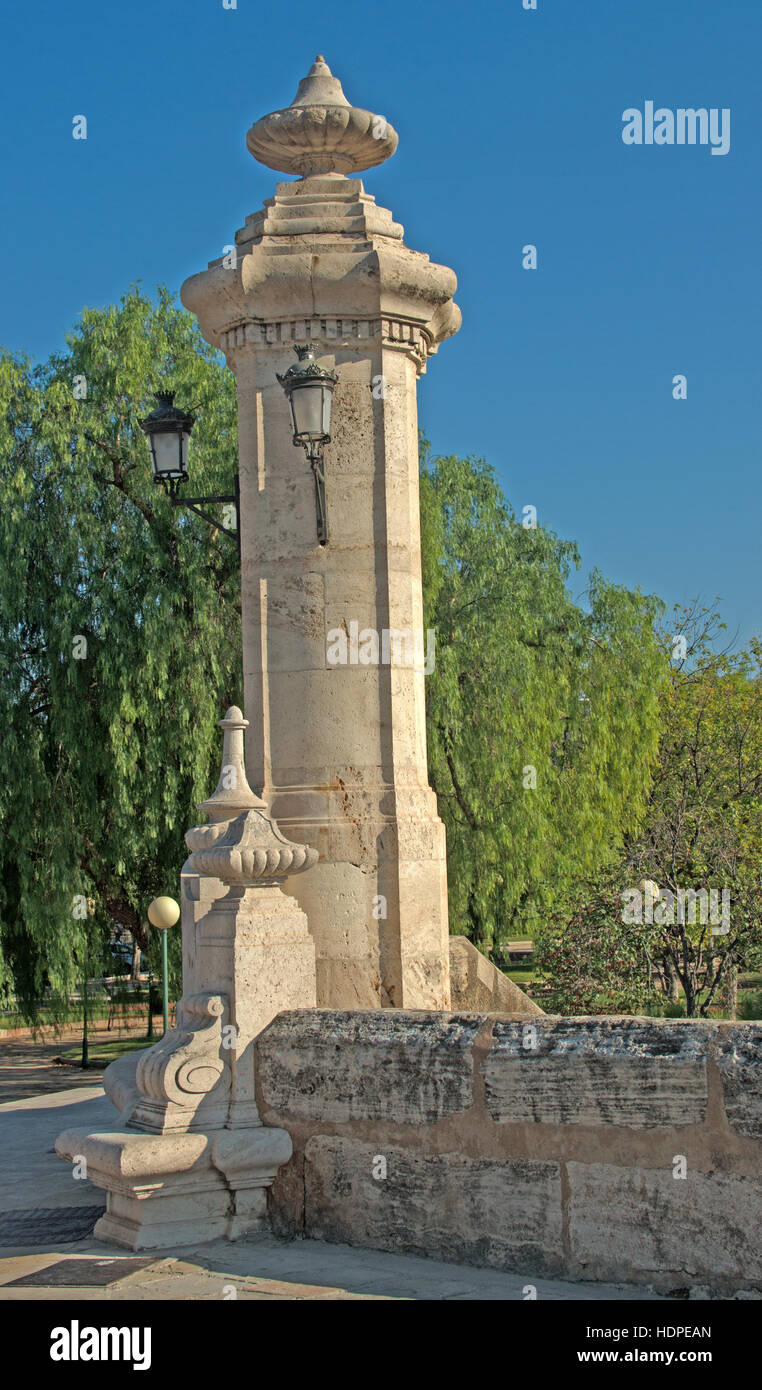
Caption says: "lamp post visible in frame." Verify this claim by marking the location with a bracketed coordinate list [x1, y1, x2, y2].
[139, 392, 240, 555]
[147, 895, 180, 1035]
[80, 950, 89, 1070]
[277, 347, 338, 545]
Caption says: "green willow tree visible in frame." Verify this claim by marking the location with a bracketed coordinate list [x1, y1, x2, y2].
[420, 446, 668, 953]
[0, 288, 241, 1017]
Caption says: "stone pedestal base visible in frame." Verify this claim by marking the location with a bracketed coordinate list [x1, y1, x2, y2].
[275, 795, 451, 1010]
[55, 1125, 292, 1251]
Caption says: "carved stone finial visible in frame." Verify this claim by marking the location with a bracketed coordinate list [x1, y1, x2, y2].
[198, 706, 264, 823]
[246, 54, 398, 177]
[186, 704, 318, 884]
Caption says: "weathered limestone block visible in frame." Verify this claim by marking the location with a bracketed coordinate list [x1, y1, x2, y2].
[567, 1162, 762, 1287]
[484, 1017, 710, 1128]
[180, 869, 225, 995]
[256, 1008, 762, 1290]
[303, 1135, 564, 1274]
[212, 1127, 293, 1241]
[189, 881, 316, 1129]
[257, 1009, 480, 1123]
[717, 1024, 762, 1140]
[448, 936, 543, 1016]
[54, 1130, 226, 1249]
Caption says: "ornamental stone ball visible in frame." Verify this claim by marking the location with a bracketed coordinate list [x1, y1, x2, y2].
[185, 706, 318, 886]
[246, 54, 398, 176]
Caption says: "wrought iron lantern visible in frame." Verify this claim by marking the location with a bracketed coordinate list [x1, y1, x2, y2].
[277, 346, 338, 545]
[139, 391, 195, 493]
[139, 390, 240, 552]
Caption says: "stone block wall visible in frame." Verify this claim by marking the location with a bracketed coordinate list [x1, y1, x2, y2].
[254, 1010, 762, 1294]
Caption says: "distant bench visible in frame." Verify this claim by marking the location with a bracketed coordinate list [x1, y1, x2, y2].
[107, 1000, 176, 1030]
[504, 940, 534, 959]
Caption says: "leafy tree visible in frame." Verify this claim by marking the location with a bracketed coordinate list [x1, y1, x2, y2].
[533, 869, 659, 1016]
[627, 605, 762, 1016]
[0, 287, 241, 1019]
[535, 605, 762, 1017]
[420, 445, 667, 953]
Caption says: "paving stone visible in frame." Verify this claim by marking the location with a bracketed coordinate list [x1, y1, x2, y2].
[4, 1255, 157, 1287]
[0, 1205, 105, 1247]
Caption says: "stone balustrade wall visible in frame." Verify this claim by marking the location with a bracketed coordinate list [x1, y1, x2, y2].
[254, 1010, 762, 1294]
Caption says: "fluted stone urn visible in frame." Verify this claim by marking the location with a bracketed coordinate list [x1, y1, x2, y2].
[189, 806, 317, 886]
[246, 54, 398, 175]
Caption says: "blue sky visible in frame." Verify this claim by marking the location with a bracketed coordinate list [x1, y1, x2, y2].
[2, 0, 760, 645]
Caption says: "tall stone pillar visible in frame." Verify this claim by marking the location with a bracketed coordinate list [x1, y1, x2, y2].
[182, 56, 460, 1010]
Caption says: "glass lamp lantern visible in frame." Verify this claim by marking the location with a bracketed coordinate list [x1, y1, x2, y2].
[139, 392, 195, 493]
[277, 347, 338, 544]
[278, 346, 338, 451]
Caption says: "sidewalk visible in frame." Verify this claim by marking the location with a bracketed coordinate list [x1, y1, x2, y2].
[0, 1086, 667, 1302]
[0, 1029, 149, 1104]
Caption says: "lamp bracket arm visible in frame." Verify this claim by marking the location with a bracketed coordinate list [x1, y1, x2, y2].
[175, 494, 237, 506]
[172, 498, 238, 540]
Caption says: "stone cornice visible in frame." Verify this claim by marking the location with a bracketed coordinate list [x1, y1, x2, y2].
[181, 175, 460, 366]
[219, 315, 435, 372]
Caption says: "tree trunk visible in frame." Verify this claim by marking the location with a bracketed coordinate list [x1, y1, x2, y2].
[662, 955, 679, 1002]
[683, 976, 698, 1016]
[719, 963, 738, 1020]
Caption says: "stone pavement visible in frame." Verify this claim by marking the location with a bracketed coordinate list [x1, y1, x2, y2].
[0, 1086, 667, 1302]
[0, 1029, 147, 1104]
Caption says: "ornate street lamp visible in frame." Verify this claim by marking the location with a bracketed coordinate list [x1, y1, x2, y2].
[139, 391, 240, 553]
[277, 346, 338, 545]
[139, 391, 194, 491]
[147, 895, 180, 1036]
